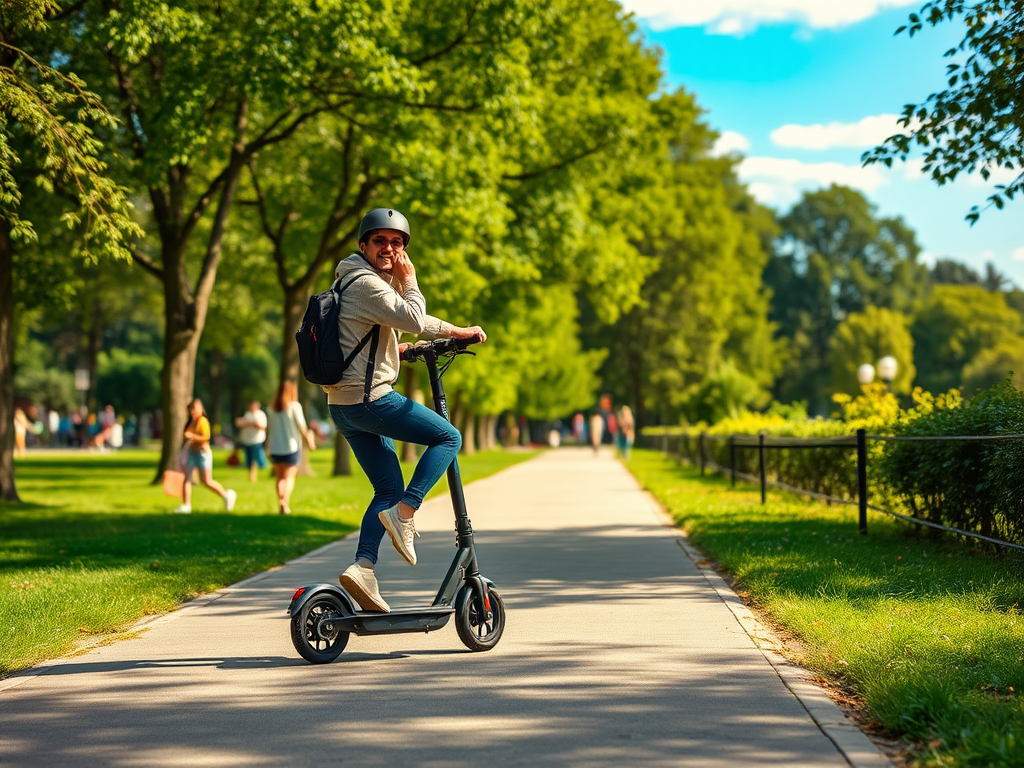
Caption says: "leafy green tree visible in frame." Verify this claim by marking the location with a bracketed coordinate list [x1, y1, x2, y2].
[1, 0, 139, 501]
[930, 258, 982, 285]
[912, 284, 1021, 392]
[588, 91, 782, 426]
[828, 306, 916, 395]
[96, 349, 162, 417]
[864, 1, 1024, 222]
[13, 366, 77, 414]
[428, 0, 671, 435]
[683, 361, 764, 424]
[240, 0, 533, 386]
[766, 185, 927, 412]
[53, 0, 425, 478]
[962, 338, 1024, 392]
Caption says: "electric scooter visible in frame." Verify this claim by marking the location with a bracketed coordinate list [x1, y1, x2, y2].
[287, 335, 505, 663]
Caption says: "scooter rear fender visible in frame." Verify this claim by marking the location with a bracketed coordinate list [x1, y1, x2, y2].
[287, 583, 357, 618]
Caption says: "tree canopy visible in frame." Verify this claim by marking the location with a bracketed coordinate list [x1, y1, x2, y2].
[864, 0, 1024, 223]
[1, 0, 140, 500]
[765, 185, 926, 412]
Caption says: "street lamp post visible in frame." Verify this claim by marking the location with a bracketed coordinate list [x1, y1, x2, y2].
[857, 363, 875, 387]
[877, 356, 898, 392]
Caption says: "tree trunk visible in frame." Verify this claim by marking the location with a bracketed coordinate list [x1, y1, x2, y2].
[500, 412, 518, 447]
[401, 364, 418, 463]
[151, 100, 248, 482]
[0, 220, 19, 501]
[156, 325, 201, 481]
[281, 282, 308, 388]
[333, 430, 351, 475]
[486, 415, 499, 451]
[475, 412, 490, 453]
[460, 411, 476, 455]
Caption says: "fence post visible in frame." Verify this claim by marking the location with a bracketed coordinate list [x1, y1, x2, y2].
[758, 431, 766, 505]
[856, 428, 868, 535]
[729, 435, 736, 487]
[699, 432, 706, 476]
[661, 433, 668, 454]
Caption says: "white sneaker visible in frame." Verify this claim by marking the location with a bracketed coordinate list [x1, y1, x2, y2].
[339, 564, 390, 612]
[224, 489, 237, 511]
[379, 504, 419, 565]
[173, 504, 192, 514]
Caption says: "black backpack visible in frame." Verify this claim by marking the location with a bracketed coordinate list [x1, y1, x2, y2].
[295, 273, 380, 399]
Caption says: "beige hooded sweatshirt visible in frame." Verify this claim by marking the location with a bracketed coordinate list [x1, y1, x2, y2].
[322, 253, 451, 405]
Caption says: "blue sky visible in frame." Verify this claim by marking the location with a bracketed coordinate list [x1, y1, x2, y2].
[621, 1, 1024, 284]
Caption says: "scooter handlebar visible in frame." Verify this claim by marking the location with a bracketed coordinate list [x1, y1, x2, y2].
[401, 335, 483, 362]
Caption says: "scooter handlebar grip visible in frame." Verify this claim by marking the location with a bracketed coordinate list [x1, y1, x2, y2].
[401, 334, 483, 362]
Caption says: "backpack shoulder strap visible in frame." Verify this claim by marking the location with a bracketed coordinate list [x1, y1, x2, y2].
[334, 269, 381, 402]
[362, 326, 381, 404]
[335, 270, 374, 295]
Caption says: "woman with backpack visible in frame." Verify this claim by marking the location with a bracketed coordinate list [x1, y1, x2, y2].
[267, 381, 316, 515]
[322, 208, 485, 613]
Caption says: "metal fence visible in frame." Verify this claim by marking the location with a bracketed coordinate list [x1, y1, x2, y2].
[640, 430, 1024, 553]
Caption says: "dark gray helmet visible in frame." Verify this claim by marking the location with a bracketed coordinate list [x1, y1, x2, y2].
[358, 208, 411, 246]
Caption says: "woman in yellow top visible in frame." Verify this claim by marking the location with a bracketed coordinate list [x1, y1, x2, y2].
[174, 398, 236, 514]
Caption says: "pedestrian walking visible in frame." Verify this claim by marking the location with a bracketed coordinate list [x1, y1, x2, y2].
[234, 400, 268, 483]
[588, 411, 604, 454]
[13, 407, 29, 459]
[174, 398, 236, 514]
[616, 404, 635, 460]
[267, 381, 315, 516]
[89, 405, 116, 450]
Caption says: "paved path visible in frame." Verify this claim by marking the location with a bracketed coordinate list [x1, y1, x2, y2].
[0, 449, 889, 767]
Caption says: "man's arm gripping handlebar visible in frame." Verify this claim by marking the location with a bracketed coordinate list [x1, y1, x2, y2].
[400, 334, 484, 362]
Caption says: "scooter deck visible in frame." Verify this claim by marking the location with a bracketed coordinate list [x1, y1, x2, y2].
[335, 604, 454, 636]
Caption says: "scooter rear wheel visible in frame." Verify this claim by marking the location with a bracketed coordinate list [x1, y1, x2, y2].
[291, 593, 350, 663]
[455, 583, 505, 652]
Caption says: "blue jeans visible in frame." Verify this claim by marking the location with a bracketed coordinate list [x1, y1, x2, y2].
[329, 391, 462, 564]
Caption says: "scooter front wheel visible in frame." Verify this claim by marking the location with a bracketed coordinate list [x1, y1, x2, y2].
[455, 583, 505, 652]
[290, 593, 350, 663]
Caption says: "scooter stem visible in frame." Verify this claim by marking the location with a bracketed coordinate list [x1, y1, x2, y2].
[423, 351, 480, 569]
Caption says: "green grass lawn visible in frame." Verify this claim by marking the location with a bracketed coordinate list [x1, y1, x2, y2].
[628, 448, 1024, 768]
[0, 447, 537, 677]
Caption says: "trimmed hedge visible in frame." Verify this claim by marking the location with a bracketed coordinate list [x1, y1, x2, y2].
[879, 379, 1024, 542]
[645, 381, 1024, 546]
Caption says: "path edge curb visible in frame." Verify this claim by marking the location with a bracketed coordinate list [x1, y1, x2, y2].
[637, 486, 893, 768]
[0, 532, 361, 694]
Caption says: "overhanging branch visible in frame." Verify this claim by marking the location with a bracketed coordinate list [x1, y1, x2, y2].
[131, 247, 165, 280]
[502, 143, 606, 182]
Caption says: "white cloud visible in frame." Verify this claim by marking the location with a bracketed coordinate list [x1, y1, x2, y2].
[918, 250, 937, 267]
[620, 0, 918, 34]
[902, 158, 926, 180]
[771, 114, 909, 150]
[738, 156, 888, 206]
[712, 130, 751, 156]
[1012, 247, 1024, 261]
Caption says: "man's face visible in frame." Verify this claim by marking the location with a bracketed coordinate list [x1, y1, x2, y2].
[360, 228, 406, 273]
[249, 401, 260, 412]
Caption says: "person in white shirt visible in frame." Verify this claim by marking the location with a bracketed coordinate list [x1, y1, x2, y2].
[267, 381, 315, 515]
[234, 400, 268, 483]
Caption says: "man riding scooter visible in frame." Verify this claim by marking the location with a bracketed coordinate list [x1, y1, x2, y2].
[324, 208, 486, 613]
